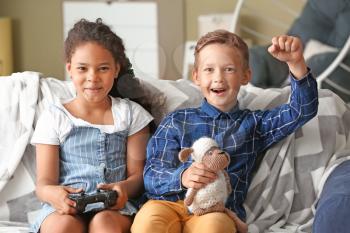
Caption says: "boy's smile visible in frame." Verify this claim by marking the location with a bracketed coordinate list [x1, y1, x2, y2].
[192, 43, 251, 112]
[211, 86, 226, 95]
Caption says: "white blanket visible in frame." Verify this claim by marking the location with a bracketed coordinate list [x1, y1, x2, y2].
[0, 72, 75, 232]
[0, 72, 39, 192]
[0, 72, 75, 192]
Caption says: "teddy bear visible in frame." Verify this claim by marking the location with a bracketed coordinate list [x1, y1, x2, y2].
[179, 137, 248, 233]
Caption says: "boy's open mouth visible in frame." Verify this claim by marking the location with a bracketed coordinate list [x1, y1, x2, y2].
[211, 88, 226, 94]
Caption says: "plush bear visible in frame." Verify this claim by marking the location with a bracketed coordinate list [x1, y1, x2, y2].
[179, 137, 248, 233]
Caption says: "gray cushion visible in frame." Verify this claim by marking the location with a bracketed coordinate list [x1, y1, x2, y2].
[250, 0, 350, 103]
[288, 0, 350, 48]
[288, 0, 332, 46]
[249, 46, 288, 88]
[328, 10, 350, 48]
[307, 52, 350, 102]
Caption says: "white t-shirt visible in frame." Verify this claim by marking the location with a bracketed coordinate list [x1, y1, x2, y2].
[31, 97, 153, 145]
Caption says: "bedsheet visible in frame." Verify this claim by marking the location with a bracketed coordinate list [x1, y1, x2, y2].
[241, 85, 350, 233]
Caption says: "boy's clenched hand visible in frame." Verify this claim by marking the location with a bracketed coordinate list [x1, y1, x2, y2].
[268, 35, 308, 79]
[181, 162, 217, 189]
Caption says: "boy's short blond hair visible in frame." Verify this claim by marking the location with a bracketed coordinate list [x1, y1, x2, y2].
[194, 30, 249, 70]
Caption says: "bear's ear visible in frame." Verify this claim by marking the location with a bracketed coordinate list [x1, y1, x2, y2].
[179, 148, 193, 162]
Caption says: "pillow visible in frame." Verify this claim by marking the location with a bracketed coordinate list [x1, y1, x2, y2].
[249, 46, 289, 88]
[288, 0, 350, 48]
[287, 0, 332, 46]
[302, 39, 350, 103]
[303, 39, 338, 61]
[116, 75, 292, 117]
[112, 74, 203, 126]
[327, 10, 350, 48]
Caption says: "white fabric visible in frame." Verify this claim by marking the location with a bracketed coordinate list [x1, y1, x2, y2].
[0, 72, 40, 192]
[0, 221, 31, 233]
[303, 39, 339, 61]
[31, 97, 153, 145]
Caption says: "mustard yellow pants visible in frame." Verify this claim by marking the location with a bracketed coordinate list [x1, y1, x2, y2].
[131, 200, 236, 233]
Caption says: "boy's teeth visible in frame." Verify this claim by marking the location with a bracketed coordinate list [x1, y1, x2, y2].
[211, 88, 225, 93]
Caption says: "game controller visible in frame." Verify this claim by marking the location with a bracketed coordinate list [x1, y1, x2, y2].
[69, 189, 118, 213]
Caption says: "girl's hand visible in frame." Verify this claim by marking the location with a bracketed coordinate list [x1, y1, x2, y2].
[97, 183, 128, 210]
[181, 162, 217, 189]
[268, 35, 308, 79]
[46, 185, 83, 215]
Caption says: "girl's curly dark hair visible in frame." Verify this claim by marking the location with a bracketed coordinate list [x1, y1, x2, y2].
[64, 18, 134, 77]
[64, 18, 156, 130]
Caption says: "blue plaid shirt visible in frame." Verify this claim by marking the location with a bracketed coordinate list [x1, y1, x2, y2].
[144, 72, 318, 221]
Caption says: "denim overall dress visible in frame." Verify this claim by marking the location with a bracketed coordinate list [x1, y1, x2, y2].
[32, 101, 137, 232]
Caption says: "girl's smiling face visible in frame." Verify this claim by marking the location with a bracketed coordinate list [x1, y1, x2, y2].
[192, 43, 251, 112]
[66, 42, 120, 104]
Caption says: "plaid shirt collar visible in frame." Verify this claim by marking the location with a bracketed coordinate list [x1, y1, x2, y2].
[201, 98, 240, 120]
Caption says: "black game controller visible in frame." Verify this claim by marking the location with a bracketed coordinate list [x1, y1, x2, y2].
[69, 189, 118, 213]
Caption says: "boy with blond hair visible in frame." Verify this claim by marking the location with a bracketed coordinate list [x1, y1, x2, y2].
[132, 30, 318, 233]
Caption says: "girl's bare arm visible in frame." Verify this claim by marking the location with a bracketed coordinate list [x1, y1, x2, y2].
[35, 144, 79, 214]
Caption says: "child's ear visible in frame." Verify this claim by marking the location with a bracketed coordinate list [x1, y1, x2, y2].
[115, 63, 121, 77]
[192, 69, 200, 86]
[240, 68, 252, 85]
[66, 63, 72, 76]
[115, 63, 121, 78]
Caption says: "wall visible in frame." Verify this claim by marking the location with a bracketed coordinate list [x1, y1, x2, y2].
[0, 0, 184, 80]
[157, 0, 184, 80]
[0, 0, 305, 80]
[185, 0, 236, 41]
[0, 0, 64, 78]
[237, 0, 306, 45]
[184, 0, 305, 44]
[0, 17, 13, 75]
